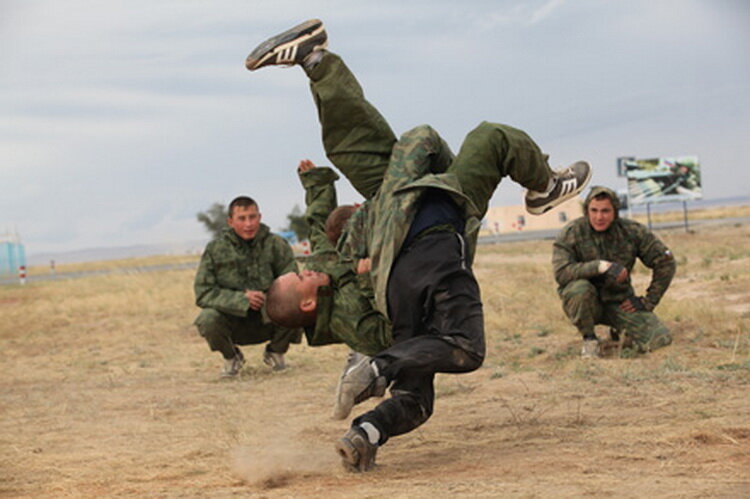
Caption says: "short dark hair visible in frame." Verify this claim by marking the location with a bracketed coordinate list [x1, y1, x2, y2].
[266, 277, 317, 328]
[325, 205, 358, 245]
[228, 196, 258, 217]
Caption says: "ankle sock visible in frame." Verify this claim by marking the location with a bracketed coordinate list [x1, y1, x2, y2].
[303, 49, 324, 70]
[359, 422, 380, 445]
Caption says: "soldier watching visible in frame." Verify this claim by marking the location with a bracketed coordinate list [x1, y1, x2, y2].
[552, 186, 676, 358]
[193, 196, 301, 377]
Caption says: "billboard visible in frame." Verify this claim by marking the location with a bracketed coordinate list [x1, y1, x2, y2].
[625, 156, 702, 205]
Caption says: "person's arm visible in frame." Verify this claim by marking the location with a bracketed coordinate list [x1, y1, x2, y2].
[298, 160, 340, 254]
[193, 245, 250, 317]
[634, 227, 676, 310]
[552, 226, 608, 287]
[330, 274, 391, 356]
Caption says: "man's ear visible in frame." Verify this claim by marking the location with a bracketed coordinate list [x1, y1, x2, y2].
[300, 297, 317, 313]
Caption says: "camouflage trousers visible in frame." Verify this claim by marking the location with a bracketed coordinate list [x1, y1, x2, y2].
[560, 279, 672, 352]
[194, 308, 301, 360]
[306, 52, 553, 210]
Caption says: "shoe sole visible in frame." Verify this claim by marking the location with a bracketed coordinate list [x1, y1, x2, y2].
[526, 161, 592, 215]
[335, 437, 361, 472]
[245, 19, 324, 70]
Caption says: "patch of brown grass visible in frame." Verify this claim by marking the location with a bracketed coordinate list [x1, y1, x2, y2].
[1, 218, 749, 497]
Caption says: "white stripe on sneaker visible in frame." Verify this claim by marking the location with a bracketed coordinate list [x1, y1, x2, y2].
[560, 178, 577, 195]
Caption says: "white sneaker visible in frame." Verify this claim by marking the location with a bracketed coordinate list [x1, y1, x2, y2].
[333, 351, 369, 419]
[263, 349, 287, 371]
[221, 350, 245, 377]
[335, 357, 387, 420]
[580, 339, 600, 359]
[525, 161, 592, 215]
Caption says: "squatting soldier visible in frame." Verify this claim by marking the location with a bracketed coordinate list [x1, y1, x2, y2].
[194, 196, 301, 377]
[552, 186, 676, 358]
[246, 19, 592, 471]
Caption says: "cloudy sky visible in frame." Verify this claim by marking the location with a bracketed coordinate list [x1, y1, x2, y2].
[2, 0, 748, 256]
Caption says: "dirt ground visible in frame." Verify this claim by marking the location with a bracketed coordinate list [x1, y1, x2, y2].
[1, 222, 749, 497]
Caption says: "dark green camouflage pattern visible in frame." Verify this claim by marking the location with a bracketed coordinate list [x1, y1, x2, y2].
[553, 217, 676, 306]
[553, 208, 676, 350]
[194, 224, 297, 317]
[298, 167, 391, 355]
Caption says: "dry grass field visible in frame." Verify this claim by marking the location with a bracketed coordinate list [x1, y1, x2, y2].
[1, 218, 749, 497]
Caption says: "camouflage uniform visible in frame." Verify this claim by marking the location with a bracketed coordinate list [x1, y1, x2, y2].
[297, 167, 391, 356]
[194, 225, 301, 359]
[552, 187, 676, 351]
[300, 52, 556, 443]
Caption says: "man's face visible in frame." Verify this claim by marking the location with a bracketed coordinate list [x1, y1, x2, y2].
[587, 198, 616, 232]
[277, 269, 331, 306]
[227, 204, 261, 240]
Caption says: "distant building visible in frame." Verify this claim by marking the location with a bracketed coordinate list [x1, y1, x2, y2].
[0, 231, 26, 276]
[480, 197, 583, 236]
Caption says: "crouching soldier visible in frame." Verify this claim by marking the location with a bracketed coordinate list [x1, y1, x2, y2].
[552, 186, 676, 358]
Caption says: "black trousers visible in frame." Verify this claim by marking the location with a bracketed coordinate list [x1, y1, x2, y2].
[354, 231, 485, 444]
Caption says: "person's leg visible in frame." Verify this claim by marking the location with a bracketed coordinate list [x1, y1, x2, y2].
[266, 324, 302, 354]
[353, 371, 435, 445]
[230, 313, 301, 369]
[605, 306, 672, 353]
[246, 21, 396, 199]
[378, 231, 485, 379]
[305, 52, 397, 199]
[194, 308, 246, 376]
[263, 324, 302, 370]
[446, 121, 591, 217]
[194, 308, 243, 359]
[335, 231, 483, 471]
[446, 121, 553, 217]
[559, 279, 603, 340]
[334, 230, 483, 429]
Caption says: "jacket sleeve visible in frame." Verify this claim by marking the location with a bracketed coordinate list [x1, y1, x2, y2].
[332, 274, 392, 356]
[552, 226, 603, 287]
[193, 246, 249, 317]
[636, 227, 676, 308]
[300, 167, 340, 254]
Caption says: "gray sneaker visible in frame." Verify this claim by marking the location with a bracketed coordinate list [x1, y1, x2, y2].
[580, 338, 600, 359]
[221, 349, 245, 377]
[245, 19, 328, 71]
[263, 349, 287, 371]
[336, 357, 387, 419]
[335, 427, 378, 472]
[333, 351, 370, 420]
[525, 161, 592, 215]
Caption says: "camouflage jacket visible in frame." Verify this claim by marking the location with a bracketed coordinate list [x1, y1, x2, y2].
[194, 224, 296, 317]
[295, 125, 487, 354]
[552, 217, 676, 307]
[364, 125, 481, 315]
[298, 167, 391, 355]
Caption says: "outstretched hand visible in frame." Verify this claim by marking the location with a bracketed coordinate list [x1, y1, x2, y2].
[298, 159, 316, 173]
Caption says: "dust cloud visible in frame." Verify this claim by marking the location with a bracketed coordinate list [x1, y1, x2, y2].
[232, 436, 338, 488]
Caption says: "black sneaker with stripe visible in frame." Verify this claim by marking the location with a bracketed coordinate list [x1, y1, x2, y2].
[525, 160, 592, 215]
[245, 19, 327, 71]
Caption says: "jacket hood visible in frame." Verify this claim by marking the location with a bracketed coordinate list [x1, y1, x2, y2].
[583, 186, 620, 217]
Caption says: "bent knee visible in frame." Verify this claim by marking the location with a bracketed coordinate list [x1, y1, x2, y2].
[194, 308, 226, 334]
[561, 279, 597, 299]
